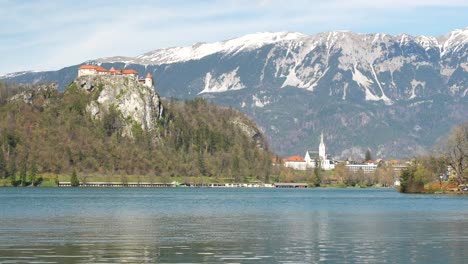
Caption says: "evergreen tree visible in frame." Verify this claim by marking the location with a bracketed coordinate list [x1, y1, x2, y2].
[198, 153, 207, 176]
[399, 165, 424, 193]
[365, 149, 372, 161]
[70, 169, 79, 187]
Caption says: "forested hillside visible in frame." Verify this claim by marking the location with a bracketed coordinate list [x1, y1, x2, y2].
[0, 81, 272, 186]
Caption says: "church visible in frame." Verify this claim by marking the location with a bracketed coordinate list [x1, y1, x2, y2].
[282, 133, 335, 171]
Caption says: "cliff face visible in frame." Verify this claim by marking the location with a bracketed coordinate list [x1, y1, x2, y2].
[73, 75, 163, 137]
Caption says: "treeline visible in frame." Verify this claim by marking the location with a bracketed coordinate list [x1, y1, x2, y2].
[399, 122, 468, 193]
[272, 162, 397, 187]
[0, 82, 272, 186]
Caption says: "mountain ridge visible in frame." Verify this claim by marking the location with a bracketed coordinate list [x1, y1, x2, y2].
[1, 28, 467, 159]
[96, 29, 467, 67]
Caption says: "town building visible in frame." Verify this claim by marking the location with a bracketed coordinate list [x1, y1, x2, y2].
[283, 132, 336, 171]
[78, 65, 154, 88]
[345, 163, 378, 174]
[282, 156, 307, 170]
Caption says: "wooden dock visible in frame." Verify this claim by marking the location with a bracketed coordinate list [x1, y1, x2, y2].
[58, 182, 175, 187]
[58, 181, 307, 188]
[182, 183, 274, 188]
[273, 183, 309, 188]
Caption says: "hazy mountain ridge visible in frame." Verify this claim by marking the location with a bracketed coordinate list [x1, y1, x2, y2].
[1, 29, 467, 158]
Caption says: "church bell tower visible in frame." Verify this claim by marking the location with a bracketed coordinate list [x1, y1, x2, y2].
[319, 132, 326, 160]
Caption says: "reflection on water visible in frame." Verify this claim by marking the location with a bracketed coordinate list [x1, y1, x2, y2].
[0, 188, 467, 263]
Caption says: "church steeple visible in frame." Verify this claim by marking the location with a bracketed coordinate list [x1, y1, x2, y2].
[319, 132, 326, 160]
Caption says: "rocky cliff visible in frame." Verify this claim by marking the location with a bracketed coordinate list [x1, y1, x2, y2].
[72, 75, 163, 137]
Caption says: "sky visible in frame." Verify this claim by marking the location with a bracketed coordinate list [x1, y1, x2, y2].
[0, 0, 467, 75]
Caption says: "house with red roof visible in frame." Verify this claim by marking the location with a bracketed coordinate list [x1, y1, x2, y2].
[78, 65, 108, 77]
[282, 155, 307, 170]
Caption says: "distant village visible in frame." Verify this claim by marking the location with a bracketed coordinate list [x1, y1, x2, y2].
[273, 133, 415, 186]
[78, 64, 154, 88]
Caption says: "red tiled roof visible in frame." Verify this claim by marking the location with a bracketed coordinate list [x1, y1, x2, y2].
[95, 66, 107, 72]
[146, 73, 152, 78]
[78, 64, 98, 70]
[122, 69, 138, 75]
[283, 156, 305, 162]
[78, 64, 108, 72]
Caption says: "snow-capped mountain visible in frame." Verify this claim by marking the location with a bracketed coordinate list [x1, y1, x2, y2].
[101, 32, 307, 65]
[95, 29, 467, 102]
[2, 29, 467, 158]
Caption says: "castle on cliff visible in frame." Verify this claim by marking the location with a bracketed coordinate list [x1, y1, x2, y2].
[78, 65, 154, 88]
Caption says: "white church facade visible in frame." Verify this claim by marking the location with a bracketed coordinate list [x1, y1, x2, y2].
[283, 133, 335, 171]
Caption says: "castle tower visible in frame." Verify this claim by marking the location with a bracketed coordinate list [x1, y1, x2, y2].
[145, 73, 153, 88]
[319, 132, 326, 160]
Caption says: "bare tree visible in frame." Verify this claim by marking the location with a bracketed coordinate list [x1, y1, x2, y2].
[445, 122, 468, 184]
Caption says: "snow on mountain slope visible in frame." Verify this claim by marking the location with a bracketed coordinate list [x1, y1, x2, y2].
[440, 28, 468, 57]
[8, 30, 468, 102]
[8, 28, 468, 105]
[100, 32, 306, 65]
[0, 71, 33, 79]
[200, 67, 245, 94]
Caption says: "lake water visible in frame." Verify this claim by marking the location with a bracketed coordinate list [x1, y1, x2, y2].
[0, 188, 467, 263]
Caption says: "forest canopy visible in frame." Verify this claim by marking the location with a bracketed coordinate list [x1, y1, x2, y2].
[0, 82, 272, 186]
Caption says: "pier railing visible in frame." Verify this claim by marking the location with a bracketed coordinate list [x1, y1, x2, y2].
[58, 182, 307, 188]
[58, 182, 175, 187]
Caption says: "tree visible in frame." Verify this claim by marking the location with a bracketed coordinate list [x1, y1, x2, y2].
[418, 155, 447, 185]
[102, 106, 122, 137]
[0, 150, 6, 179]
[121, 175, 128, 186]
[365, 149, 372, 162]
[313, 158, 321, 186]
[399, 164, 426, 193]
[8, 157, 17, 182]
[70, 169, 79, 187]
[355, 168, 365, 186]
[376, 163, 395, 187]
[19, 162, 27, 186]
[445, 122, 468, 184]
[198, 153, 207, 176]
[232, 156, 240, 182]
[30, 162, 38, 187]
[334, 162, 348, 184]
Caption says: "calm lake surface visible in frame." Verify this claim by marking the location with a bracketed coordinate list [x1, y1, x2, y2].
[0, 188, 467, 263]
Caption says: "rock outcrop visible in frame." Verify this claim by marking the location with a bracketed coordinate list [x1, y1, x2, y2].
[8, 83, 58, 104]
[74, 75, 163, 137]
